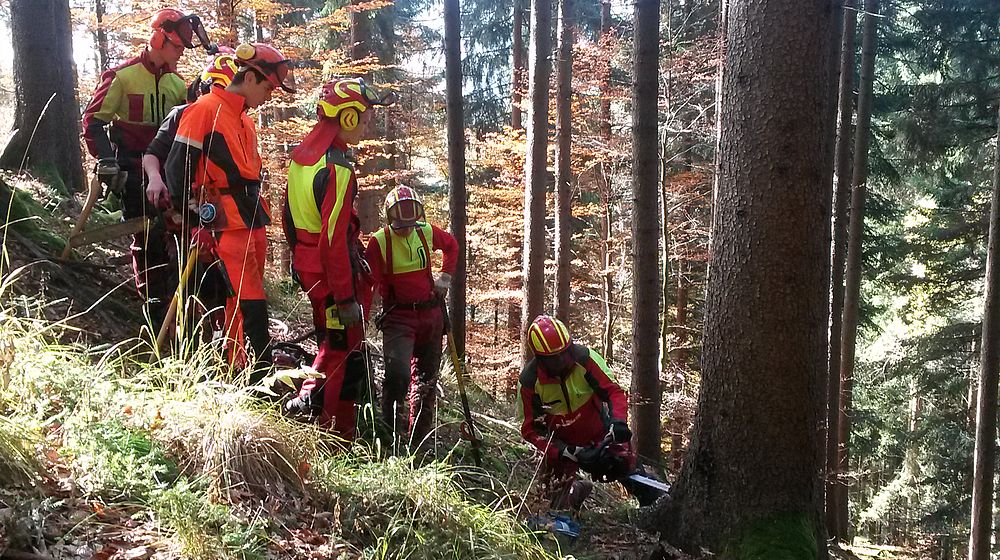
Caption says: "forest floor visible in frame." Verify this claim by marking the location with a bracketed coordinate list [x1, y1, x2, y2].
[0, 172, 666, 559]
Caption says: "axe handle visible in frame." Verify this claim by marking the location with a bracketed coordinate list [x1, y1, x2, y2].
[445, 319, 483, 467]
[156, 247, 200, 353]
[60, 175, 102, 259]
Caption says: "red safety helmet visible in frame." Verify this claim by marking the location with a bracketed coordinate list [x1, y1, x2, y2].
[150, 9, 213, 51]
[318, 77, 398, 131]
[234, 43, 296, 93]
[384, 186, 426, 229]
[201, 52, 238, 88]
[527, 315, 572, 356]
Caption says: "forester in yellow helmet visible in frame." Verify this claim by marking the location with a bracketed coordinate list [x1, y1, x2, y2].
[282, 77, 396, 437]
[518, 315, 664, 511]
[364, 185, 458, 450]
[81, 8, 214, 330]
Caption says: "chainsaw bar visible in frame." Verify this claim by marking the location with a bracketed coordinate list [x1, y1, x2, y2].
[68, 217, 149, 248]
[627, 473, 672, 493]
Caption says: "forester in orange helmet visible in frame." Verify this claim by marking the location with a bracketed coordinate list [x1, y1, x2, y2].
[364, 185, 458, 452]
[163, 43, 295, 379]
[81, 8, 215, 332]
[519, 315, 664, 512]
[281, 77, 396, 438]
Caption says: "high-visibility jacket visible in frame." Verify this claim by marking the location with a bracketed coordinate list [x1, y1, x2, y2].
[365, 223, 458, 305]
[82, 49, 186, 162]
[282, 142, 362, 304]
[164, 87, 270, 231]
[518, 344, 629, 452]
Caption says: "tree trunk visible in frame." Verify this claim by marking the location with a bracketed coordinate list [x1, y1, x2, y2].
[660, 136, 672, 377]
[838, 0, 879, 541]
[95, 0, 109, 73]
[827, 0, 857, 542]
[629, 0, 662, 467]
[708, 0, 728, 239]
[599, 0, 614, 360]
[511, 0, 524, 130]
[660, 0, 833, 553]
[673, 261, 689, 367]
[444, 0, 468, 358]
[217, 0, 238, 45]
[599, 0, 612, 140]
[351, 0, 373, 62]
[553, 0, 573, 323]
[968, 103, 1000, 560]
[0, 0, 85, 193]
[520, 0, 552, 363]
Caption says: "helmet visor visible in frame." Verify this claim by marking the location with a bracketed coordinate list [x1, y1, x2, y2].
[253, 59, 296, 93]
[359, 78, 398, 107]
[161, 15, 214, 51]
[388, 199, 424, 229]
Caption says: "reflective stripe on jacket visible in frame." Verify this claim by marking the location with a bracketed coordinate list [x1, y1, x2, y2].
[82, 49, 186, 160]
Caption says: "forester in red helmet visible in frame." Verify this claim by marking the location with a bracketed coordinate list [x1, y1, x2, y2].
[81, 8, 214, 333]
[281, 77, 396, 438]
[519, 316, 662, 511]
[363, 186, 458, 451]
[163, 43, 294, 379]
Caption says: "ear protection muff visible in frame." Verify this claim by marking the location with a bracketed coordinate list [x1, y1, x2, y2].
[339, 107, 360, 131]
[235, 43, 256, 61]
[150, 29, 166, 50]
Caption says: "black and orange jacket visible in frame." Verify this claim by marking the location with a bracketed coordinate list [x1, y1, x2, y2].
[82, 49, 186, 162]
[283, 140, 363, 304]
[164, 87, 270, 231]
[519, 344, 629, 452]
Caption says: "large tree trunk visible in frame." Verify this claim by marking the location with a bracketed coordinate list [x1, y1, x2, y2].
[827, 0, 857, 542]
[521, 0, 552, 363]
[511, 0, 524, 130]
[0, 0, 85, 193]
[217, 0, 238, 44]
[629, 0, 662, 468]
[660, 0, 833, 554]
[553, 0, 574, 323]
[968, 104, 1000, 560]
[837, 0, 880, 541]
[444, 0, 468, 358]
[599, 0, 614, 360]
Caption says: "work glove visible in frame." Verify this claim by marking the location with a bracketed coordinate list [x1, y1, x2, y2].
[190, 227, 218, 263]
[145, 174, 171, 210]
[573, 446, 604, 467]
[433, 272, 452, 298]
[608, 420, 632, 444]
[337, 301, 363, 327]
[560, 444, 581, 462]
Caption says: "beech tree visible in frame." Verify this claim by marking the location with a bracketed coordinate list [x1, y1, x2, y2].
[661, 0, 833, 553]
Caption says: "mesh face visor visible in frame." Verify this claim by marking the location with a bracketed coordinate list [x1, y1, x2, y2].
[161, 15, 216, 52]
[388, 199, 425, 229]
[358, 78, 398, 107]
[253, 59, 296, 93]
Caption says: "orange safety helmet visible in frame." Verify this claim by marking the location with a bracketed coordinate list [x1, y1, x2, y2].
[234, 43, 296, 93]
[527, 315, 572, 356]
[149, 9, 214, 51]
[318, 77, 399, 132]
[384, 186, 426, 229]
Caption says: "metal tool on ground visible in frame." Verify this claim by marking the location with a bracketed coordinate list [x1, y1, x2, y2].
[65, 217, 148, 252]
[441, 301, 484, 467]
[60, 171, 129, 259]
[156, 246, 199, 352]
[627, 473, 671, 493]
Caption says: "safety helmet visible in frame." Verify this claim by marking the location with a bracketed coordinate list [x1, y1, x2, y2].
[201, 52, 238, 88]
[384, 186, 426, 229]
[234, 43, 296, 93]
[318, 78, 399, 131]
[527, 315, 572, 356]
[150, 9, 214, 51]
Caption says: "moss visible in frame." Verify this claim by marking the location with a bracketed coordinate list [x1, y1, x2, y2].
[724, 511, 818, 560]
[0, 178, 64, 251]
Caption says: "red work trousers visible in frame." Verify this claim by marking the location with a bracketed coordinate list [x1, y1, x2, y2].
[380, 305, 444, 449]
[295, 270, 372, 439]
[216, 227, 270, 374]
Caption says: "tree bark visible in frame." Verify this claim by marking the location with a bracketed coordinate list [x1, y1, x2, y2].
[838, 0, 879, 541]
[444, 0, 468, 358]
[0, 0, 85, 193]
[826, 0, 857, 542]
[629, 0, 662, 467]
[217, 0, 238, 45]
[599, 0, 614, 360]
[599, 0, 612, 140]
[520, 0, 552, 363]
[351, 0, 373, 62]
[553, 0, 574, 323]
[660, 0, 833, 553]
[968, 104, 1000, 560]
[511, 0, 524, 130]
[95, 0, 109, 73]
